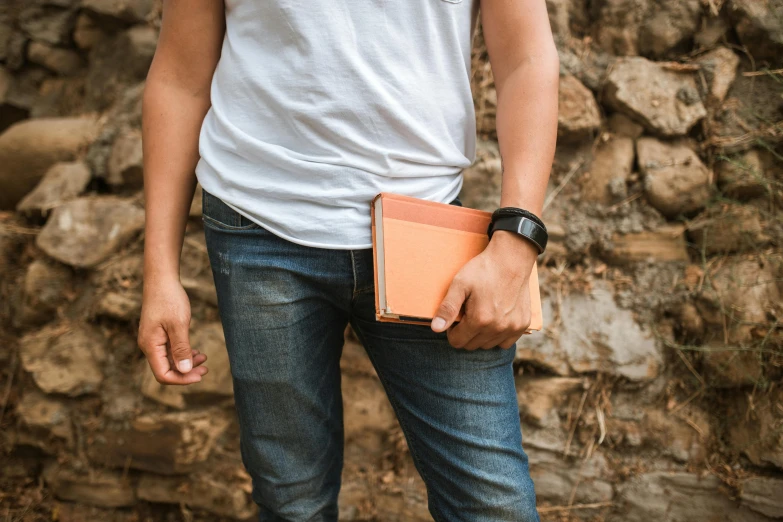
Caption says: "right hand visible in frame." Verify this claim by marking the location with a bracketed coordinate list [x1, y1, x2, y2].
[137, 277, 209, 385]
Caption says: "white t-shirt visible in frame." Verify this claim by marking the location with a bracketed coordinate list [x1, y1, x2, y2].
[196, 0, 480, 249]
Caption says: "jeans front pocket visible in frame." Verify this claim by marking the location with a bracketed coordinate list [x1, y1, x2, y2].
[201, 189, 262, 231]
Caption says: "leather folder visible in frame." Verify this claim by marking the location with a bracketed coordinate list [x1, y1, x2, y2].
[371, 192, 543, 333]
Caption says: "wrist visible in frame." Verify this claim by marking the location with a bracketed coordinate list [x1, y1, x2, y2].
[487, 230, 539, 267]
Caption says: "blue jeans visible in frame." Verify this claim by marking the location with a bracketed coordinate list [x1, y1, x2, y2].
[201, 189, 539, 522]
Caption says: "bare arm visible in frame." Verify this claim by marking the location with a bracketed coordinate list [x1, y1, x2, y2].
[138, 0, 225, 383]
[432, 0, 559, 349]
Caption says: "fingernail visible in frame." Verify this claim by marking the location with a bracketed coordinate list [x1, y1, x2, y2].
[432, 317, 447, 331]
[178, 359, 192, 373]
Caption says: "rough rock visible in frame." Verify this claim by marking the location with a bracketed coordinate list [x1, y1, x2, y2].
[515, 376, 584, 427]
[528, 448, 614, 506]
[180, 233, 218, 306]
[43, 463, 136, 508]
[638, 0, 702, 58]
[140, 322, 234, 408]
[88, 409, 232, 474]
[582, 136, 634, 204]
[137, 467, 256, 520]
[36, 196, 145, 268]
[636, 137, 711, 218]
[81, 0, 154, 24]
[458, 140, 501, 212]
[728, 0, 783, 63]
[741, 476, 783, 519]
[607, 112, 644, 138]
[696, 257, 781, 344]
[609, 472, 773, 521]
[687, 203, 772, 255]
[73, 12, 109, 50]
[604, 57, 707, 136]
[19, 5, 77, 46]
[16, 161, 91, 213]
[27, 41, 83, 76]
[94, 291, 141, 320]
[13, 259, 73, 327]
[728, 387, 783, 470]
[516, 281, 662, 381]
[19, 323, 106, 396]
[701, 340, 764, 388]
[694, 47, 740, 105]
[0, 116, 98, 209]
[15, 390, 72, 447]
[609, 404, 710, 463]
[591, 0, 649, 56]
[603, 224, 689, 265]
[85, 25, 157, 110]
[107, 129, 143, 189]
[557, 74, 602, 141]
[716, 149, 779, 200]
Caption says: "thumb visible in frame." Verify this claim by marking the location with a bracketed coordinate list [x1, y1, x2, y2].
[432, 278, 467, 332]
[167, 320, 193, 373]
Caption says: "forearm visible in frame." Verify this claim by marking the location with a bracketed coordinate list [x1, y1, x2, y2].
[141, 79, 211, 283]
[495, 52, 559, 216]
[486, 51, 559, 266]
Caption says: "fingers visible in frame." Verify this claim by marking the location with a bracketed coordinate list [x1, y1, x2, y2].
[432, 277, 468, 333]
[166, 319, 194, 373]
[145, 343, 209, 385]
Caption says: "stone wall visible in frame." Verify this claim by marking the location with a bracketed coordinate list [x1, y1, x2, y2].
[0, 0, 782, 520]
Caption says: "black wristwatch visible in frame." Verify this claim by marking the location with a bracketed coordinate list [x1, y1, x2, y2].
[487, 210, 548, 255]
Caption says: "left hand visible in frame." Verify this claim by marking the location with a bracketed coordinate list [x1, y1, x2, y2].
[431, 231, 536, 350]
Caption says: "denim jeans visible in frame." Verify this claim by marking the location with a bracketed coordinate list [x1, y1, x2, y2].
[201, 189, 539, 522]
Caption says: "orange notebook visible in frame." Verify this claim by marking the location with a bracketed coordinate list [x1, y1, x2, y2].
[371, 192, 543, 334]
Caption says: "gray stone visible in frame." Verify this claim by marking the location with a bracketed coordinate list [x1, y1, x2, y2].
[728, 388, 783, 470]
[43, 462, 137, 508]
[458, 140, 501, 212]
[106, 128, 143, 188]
[17, 161, 92, 213]
[558, 74, 601, 142]
[637, 137, 711, 218]
[36, 196, 145, 268]
[605, 57, 707, 136]
[13, 259, 73, 327]
[0, 117, 99, 209]
[716, 149, 779, 200]
[85, 25, 157, 110]
[591, 0, 649, 56]
[741, 476, 783, 519]
[27, 41, 83, 76]
[19, 323, 106, 396]
[137, 468, 256, 520]
[88, 409, 232, 474]
[517, 281, 662, 381]
[609, 472, 774, 521]
[639, 0, 702, 58]
[687, 203, 772, 255]
[19, 6, 77, 46]
[728, 0, 783, 63]
[528, 448, 614, 506]
[582, 136, 634, 204]
[81, 0, 155, 24]
[694, 47, 740, 105]
[16, 390, 72, 446]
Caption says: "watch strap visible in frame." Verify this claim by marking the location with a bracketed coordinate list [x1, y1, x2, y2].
[487, 215, 547, 254]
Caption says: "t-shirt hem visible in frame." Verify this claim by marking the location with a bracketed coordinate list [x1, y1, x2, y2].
[220, 198, 374, 250]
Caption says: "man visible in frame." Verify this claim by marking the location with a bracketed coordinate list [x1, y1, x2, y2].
[138, 0, 559, 520]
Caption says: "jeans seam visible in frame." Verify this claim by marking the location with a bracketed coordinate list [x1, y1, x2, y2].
[349, 326, 448, 522]
[349, 250, 359, 298]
